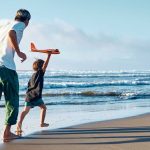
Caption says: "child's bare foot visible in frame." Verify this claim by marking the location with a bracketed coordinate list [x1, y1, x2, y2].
[15, 123, 23, 136]
[40, 123, 49, 127]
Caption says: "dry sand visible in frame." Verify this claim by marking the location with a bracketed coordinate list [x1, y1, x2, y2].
[1, 113, 150, 150]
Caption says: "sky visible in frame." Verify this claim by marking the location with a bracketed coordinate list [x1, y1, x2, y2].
[0, 0, 150, 71]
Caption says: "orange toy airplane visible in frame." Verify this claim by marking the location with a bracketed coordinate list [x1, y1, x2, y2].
[31, 42, 60, 54]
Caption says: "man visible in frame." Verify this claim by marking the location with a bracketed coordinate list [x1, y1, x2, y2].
[0, 9, 31, 142]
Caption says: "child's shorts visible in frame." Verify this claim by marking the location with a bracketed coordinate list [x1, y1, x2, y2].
[25, 98, 44, 108]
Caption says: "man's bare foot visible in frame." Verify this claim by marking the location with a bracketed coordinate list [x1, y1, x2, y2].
[40, 123, 49, 127]
[3, 132, 20, 143]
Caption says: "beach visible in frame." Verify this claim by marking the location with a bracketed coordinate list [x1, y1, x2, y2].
[1, 113, 150, 150]
[0, 1, 149, 149]
[1, 70, 150, 148]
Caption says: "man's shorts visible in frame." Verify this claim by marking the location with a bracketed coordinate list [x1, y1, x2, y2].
[0, 65, 19, 125]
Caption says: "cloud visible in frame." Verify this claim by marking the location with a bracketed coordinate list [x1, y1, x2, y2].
[14, 18, 150, 70]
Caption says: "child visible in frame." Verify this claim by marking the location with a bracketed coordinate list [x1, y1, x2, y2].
[16, 48, 60, 134]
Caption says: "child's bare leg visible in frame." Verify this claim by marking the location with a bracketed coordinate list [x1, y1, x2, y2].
[39, 104, 49, 127]
[17, 106, 31, 132]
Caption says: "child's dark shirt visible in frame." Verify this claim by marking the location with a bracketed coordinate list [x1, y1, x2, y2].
[26, 69, 44, 102]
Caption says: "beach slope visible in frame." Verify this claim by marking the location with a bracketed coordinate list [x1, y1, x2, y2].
[1, 114, 150, 150]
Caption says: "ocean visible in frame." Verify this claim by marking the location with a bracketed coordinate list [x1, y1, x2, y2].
[1, 70, 150, 141]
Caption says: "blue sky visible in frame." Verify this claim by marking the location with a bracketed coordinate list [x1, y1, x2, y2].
[0, 0, 150, 71]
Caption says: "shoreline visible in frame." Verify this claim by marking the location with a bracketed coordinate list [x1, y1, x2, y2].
[68, 111, 150, 128]
[1, 106, 150, 144]
[1, 112, 150, 149]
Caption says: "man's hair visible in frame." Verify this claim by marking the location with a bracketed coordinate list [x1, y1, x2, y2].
[15, 9, 31, 22]
[33, 59, 44, 71]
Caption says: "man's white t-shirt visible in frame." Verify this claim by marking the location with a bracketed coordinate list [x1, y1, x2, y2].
[0, 20, 26, 71]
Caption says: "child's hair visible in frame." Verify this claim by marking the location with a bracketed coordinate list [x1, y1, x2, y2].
[33, 59, 44, 71]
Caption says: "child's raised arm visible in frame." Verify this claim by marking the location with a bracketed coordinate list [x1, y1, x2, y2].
[42, 53, 51, 73]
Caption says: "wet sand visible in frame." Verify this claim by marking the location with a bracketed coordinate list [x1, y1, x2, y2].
[1, 113, 150, 150]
